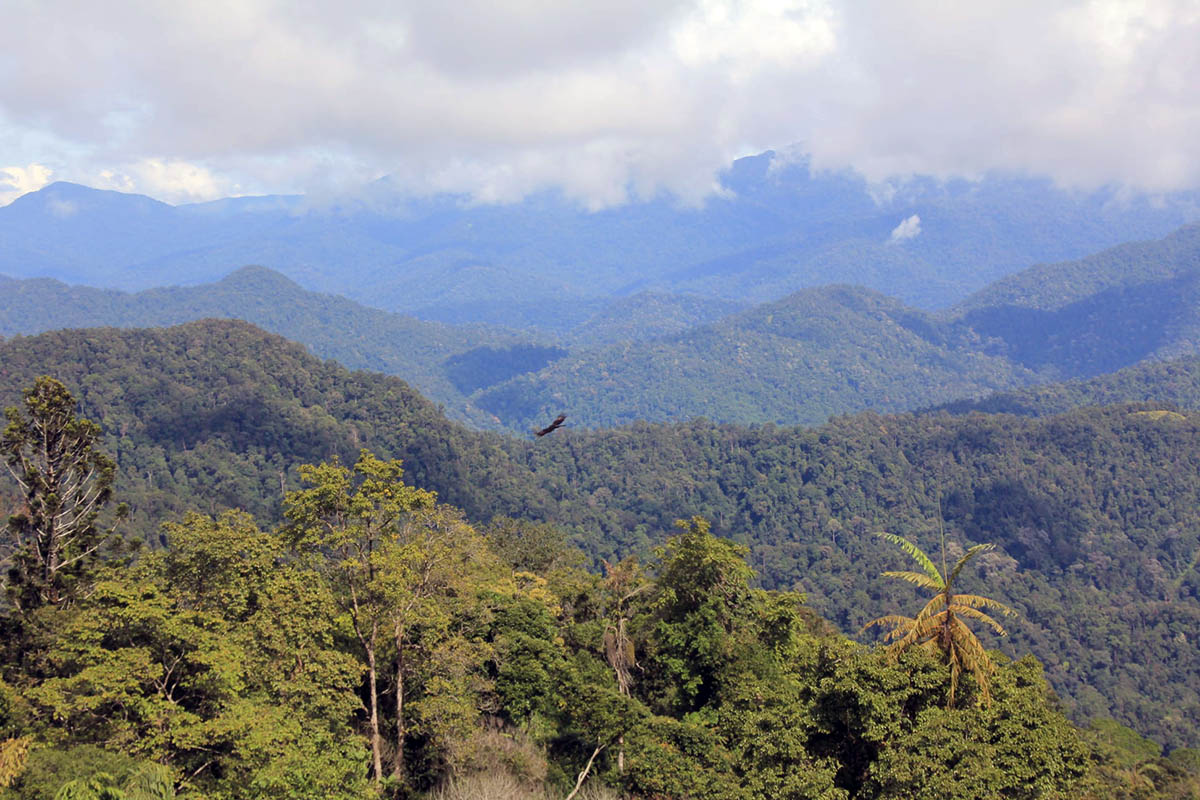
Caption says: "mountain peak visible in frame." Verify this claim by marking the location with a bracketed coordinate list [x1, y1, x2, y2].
[216, 265, 304, 292]
[5, 181, 173, 218]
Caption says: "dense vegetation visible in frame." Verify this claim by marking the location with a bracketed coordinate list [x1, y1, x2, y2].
[9, 219, 1200, 434]
[0, 267, 536, 429]
[2, 321, 1199, 755]
[475, 285, 1033, 429]
[3, 383, 1196, 799]
[936, 355, 1200, 417]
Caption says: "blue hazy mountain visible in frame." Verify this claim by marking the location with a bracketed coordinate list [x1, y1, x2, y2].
[4, 153, 1199, 331]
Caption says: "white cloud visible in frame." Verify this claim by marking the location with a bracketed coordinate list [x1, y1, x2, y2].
[0, 164, 54, 205]
[0, 1, 1198, 206]
[94, 159, 232, 204]
[888, 214, 921, 243]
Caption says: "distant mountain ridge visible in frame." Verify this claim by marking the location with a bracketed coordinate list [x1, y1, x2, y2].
[475, 284, 1035, 429]
[9, 216, 1200, 432]
[0, 266, 527, 427]
[5, 153, 1200, 330]
[934, 355, 1200, 417]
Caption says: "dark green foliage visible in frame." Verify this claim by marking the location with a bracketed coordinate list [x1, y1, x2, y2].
[2, 323, 1199, 749]
[475, 285, 1034, 429]
[443, 345, 568, 395]
[0, 267, 537, 429]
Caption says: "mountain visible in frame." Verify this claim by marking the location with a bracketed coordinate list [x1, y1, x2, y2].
[4, 155, 1199, 330]
[0, 266, 542, 428]
[953, 222, 1200, 379]
[3, 321, 1197, 748]
[564, 291, 747, 347]
[474, 285, 1036, 430]
[935, 355, 1200, 417]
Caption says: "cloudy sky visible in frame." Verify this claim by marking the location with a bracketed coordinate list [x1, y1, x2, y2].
[2, 0, 1198, 207]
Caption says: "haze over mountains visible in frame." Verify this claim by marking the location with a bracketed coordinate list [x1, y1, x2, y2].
[7, 215, 1200, 433]
[4, 152, 1200, 332]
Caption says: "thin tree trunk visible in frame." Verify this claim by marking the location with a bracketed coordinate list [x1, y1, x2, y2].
[366, 634, 384, 783]
[391, 623, 406, 781]
[565, 743, 604, 800]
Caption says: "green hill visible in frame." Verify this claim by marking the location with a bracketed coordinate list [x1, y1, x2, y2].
[936, 355, 1200, 416]
[0, 266, 540, 428]
[475, 285, 1035, 429]
[2, 321, 1199, 748]
[952, 222, 1200, 378]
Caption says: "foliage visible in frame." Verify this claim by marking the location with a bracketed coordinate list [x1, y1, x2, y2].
[864, 533, 1014, 706]
[2, 325, 1200, 748]
[2, 377, 126, 612]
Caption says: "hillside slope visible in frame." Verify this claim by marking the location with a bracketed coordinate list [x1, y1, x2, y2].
[0, 266, 538, 427]
[936, 355, 1200, 417]
[476, 285, 1036, 429]
[2, 322, 1199, 747]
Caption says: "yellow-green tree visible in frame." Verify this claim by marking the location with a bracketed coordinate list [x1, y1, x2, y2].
[283, 449, 436, 785]
[864, 532, 1014, 706]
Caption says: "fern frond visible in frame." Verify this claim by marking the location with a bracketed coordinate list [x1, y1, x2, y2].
[880, 570, 943, 591]
[862, 614, 915, 633]
[951, 604, 1009, 636]
[877, 533, 944, 587]
[947, 543, 995, 587]
[953, 593, 1016, 616]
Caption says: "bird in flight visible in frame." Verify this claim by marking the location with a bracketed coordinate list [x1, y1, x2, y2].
[535, 413, 567, 437]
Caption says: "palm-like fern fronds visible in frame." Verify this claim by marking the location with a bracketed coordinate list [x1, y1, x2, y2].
[863, 532, 1016, 707]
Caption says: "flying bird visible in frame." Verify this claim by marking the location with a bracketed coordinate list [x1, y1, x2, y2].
[535, 413, 567, 437]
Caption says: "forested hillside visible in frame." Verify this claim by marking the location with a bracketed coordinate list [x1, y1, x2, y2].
[953, 222, 1200, 377]
[11, 216, 1200, 435]
[937, 355, 1200, 417]
[475, 285, 1034, 429]
[0, 267, 538, 428]
[2, 321, 1198, 752]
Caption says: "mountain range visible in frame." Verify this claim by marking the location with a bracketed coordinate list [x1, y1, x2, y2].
[4, 152, 1199, 332]
[7, 219, 1200, 432]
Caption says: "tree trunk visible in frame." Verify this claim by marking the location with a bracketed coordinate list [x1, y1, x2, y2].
[391, 623, 407, 781]
[366, 634, 384, 783]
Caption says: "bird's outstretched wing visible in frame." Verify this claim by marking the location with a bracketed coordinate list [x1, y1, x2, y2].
[535, 413, 567, 437]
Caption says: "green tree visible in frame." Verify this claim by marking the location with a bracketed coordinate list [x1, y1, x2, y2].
[641, 516, 754, 715]
[23, 513, 368, 799]
[863, 532, 1014, 706]
[283, 449, 435, 786]
[52, 763, 173, 800]
[2, 377, 126, 612]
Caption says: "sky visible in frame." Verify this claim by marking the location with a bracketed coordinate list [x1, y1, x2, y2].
[2, 0, 1199, 208]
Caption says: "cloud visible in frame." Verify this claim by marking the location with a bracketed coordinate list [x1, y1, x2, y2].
[0, 1, 1198, 206]
[888, 214, 921, 243]
[0, 164, 53, 205]
[93, 159, 233, 204]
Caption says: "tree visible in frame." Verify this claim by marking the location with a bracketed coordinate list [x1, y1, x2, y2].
[2, 376, 126, 612]
[863, 532, 1014, 706]
[283, 449, 435, 786]
[599, 556, 647, 774]
[640, 516, 755, 716]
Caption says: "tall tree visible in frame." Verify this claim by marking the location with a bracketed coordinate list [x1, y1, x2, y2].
[600, 557, 646, 775]
[863, 532, 1014, 706]
[283, 449, 435, 786]
[2, 376, 125, 612]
